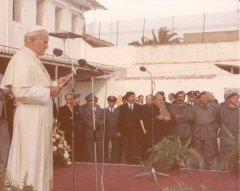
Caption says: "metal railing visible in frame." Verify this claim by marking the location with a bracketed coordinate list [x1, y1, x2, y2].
[0, 44, 127, 78]
[86, 10, 239, 46]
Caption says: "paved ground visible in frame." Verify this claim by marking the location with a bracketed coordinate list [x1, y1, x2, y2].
[52, 163, 239, 191]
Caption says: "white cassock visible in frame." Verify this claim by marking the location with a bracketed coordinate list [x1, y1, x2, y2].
[0, 46, 54, 191]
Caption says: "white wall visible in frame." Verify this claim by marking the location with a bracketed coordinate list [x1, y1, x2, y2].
[0, 0, 6, 45]
[65, 74, 240, 108]
[81, 42, 239, 67]
[1, 0, 239, 107]
[71, 41, 240, 108]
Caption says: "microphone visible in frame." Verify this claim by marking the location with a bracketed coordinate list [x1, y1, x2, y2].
[53, 48, 63, 57]
[140, 66, 146, 72]
[78, 59, 96, 70]
[52, 48, 77, 75]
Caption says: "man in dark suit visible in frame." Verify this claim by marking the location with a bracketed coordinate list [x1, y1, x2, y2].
[118, 91, 142, 165]
[57, 93, 73, 145]
[73, 93, 87, 162]
[153, 92, 173, 143]
[104, 96, 120, 163]
[82, 94, 104, 163]
[140, 95, 153, 161]
[0, 86, 10, 167]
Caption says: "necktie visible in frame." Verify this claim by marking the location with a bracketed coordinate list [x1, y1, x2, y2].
[111, 108, 114, 114]
[130, 104, 133, 111]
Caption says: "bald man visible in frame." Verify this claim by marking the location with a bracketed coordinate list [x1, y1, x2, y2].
[0, 26, 68, 191]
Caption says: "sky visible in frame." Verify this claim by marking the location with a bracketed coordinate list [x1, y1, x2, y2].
[85, 0, 239, 23]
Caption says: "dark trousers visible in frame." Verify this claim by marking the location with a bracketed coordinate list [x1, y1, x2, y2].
[192, 138, 216, 169]
[140, 133, 152, 161]
[0, 120, 10, 167]
[75, 131, 87, 162]
[104, 137, 119, 163]
[123, 135, 140, 165]
[117, 137, 123, 163]
[86, 137, 103, 163]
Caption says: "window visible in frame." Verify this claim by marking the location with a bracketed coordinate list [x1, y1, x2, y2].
[55, 6, 63, 30]
[36, 0, 44, 26]
[13, 0, 22, 22]
[71, 14, 78, 33]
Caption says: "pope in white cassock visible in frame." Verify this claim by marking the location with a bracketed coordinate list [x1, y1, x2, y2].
[0, 26, 69, 191]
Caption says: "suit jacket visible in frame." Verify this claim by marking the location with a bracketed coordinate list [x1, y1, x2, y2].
[83, 106, 104, 138]
[153, 104, 174, 138]
[104, 107, 119, 138]
[118, 103, 142, 136]
[57, 105, 73, 131]
[141, 104, 154, 134]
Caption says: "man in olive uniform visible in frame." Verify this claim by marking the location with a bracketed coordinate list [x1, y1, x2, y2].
[83, 94, 104, 163]
[170, 91, 193, 145]
[191, 91, 219, 169]
[219, 92, 239, 168]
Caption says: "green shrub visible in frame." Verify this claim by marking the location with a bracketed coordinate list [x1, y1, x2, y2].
[0, 166, 34, 191]
[144, 136, 203, 172]
[218, 126, 240, 174]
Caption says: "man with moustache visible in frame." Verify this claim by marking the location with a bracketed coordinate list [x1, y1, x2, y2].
[170, 91, 193, 145]
[118, 91, 142, 164]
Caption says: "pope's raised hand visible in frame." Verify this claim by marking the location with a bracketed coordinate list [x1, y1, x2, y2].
[50, 86, 62, 97]
[58, 73, 72, 88]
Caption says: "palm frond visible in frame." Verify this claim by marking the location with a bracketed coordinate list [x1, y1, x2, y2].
[128, 26, 182, 45]
[144, 136, 202, 172]
[0, 166, 34, 191]
[128, 41, 141, 46]
[218, 126, 239, 174]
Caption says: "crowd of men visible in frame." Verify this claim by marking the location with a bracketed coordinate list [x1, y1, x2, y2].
[57, 90, 239, 170]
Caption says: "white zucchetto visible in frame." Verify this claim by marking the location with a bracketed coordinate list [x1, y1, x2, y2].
[27, 25, 46, 33]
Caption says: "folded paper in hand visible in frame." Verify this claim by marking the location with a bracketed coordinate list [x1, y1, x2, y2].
[140, 120, 146, 134]
[60, 73, 72, 87]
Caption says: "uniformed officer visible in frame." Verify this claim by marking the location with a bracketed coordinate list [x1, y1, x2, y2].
[83, 94, 104, 163]
[104, 96, 120, 163]
[219, 92, 239, 169]
[170, 91, 193, 145]
[186, 91, 196, 106]
[191, 91, 219, 169]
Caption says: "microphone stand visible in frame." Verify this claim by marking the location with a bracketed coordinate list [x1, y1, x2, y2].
[55, 50, 77, 191]
[134, 69, 169, 183]
[81, 66, 98, 191]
